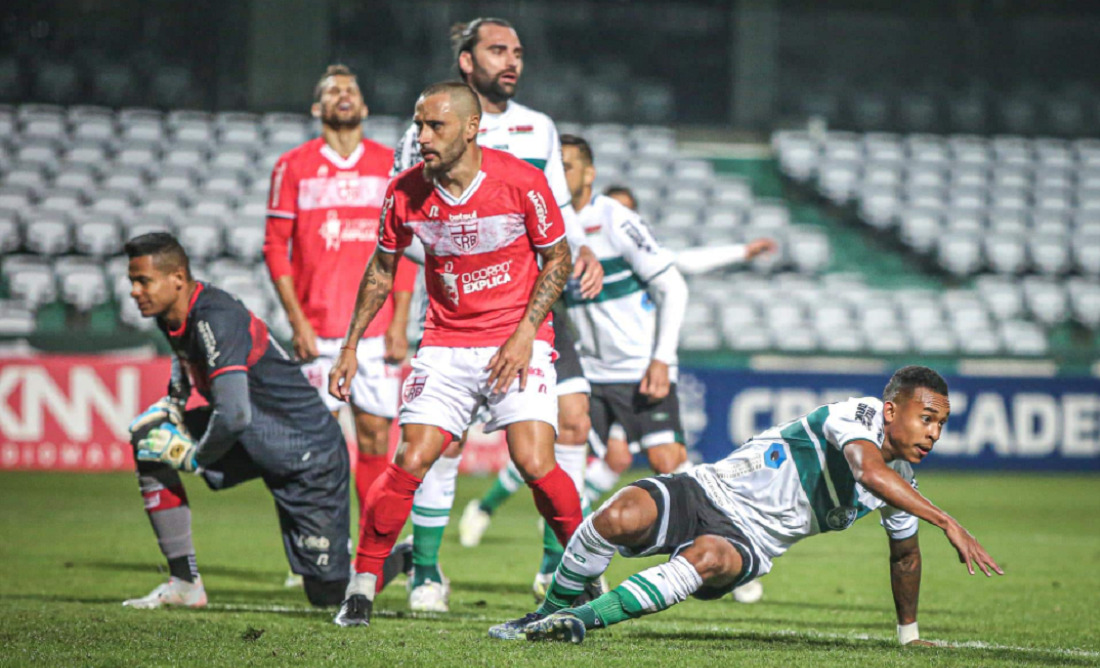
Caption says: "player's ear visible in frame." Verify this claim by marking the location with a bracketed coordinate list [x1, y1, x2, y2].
[360, 101, 369, 121]
[311, 102, 321, 119]
[882, 400, 896, 425]
[459, 51, 474, 77]
[466, 114, 481, 140]
[584, 164, 596, 188]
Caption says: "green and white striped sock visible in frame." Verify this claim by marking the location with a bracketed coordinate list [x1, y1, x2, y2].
[410, 455, 459, 587]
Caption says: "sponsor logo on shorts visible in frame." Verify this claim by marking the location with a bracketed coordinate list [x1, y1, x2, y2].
[403, 375, 427, 403]
[297, 535, 331, 551]
[461, 260, 512, 295]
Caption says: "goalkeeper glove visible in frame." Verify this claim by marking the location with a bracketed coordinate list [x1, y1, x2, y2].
[129, 396, 185, 435]
[137, 423, 198, 472]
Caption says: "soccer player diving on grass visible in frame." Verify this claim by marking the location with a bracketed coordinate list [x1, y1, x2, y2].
[488, 365, 1003, 645]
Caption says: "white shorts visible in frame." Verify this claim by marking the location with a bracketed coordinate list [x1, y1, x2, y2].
[301, 336, 402, 417]
[399, 341, 558, 438]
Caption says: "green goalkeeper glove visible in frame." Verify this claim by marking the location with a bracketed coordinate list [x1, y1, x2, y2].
[129, 396, 185, 435]
[137, 423, 198, 472]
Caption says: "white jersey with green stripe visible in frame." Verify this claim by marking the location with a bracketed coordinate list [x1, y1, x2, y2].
[687, 396, 919, 576]
[392, 99, 571, 212]
[567, 194, 677, 383]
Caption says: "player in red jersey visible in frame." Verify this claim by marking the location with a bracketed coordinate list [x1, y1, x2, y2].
[329, 81, 582, 627]
[263, 64, 418, 545]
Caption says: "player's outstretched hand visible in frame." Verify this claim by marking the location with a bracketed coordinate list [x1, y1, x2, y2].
[574, 245, 604, 299]
[291, 318, 320, 363]
[487, 328, 534, 395]
[384, 321, 409, 364]
[744, 237, 778, 260]
[639, 359, 671, 402]
[944, 519, 1003, 577]
[328, 346, 359, 403]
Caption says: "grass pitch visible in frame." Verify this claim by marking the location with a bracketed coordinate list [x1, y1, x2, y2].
[1, 470, 1097, 667]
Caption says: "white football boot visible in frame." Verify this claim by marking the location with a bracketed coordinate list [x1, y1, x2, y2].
[458, 500, 492, 548]
[123, 576, 207, 609]
[408, 578, 451, 612]
[732, 580, 764, 604]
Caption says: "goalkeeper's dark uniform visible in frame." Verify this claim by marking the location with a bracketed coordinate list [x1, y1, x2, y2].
[136, 281, 351, 603]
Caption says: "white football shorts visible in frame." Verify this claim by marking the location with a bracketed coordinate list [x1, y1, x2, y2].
[301, 336, 402, 417]
[398, 341, 558, 438]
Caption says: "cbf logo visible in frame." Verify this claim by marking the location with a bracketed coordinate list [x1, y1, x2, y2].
[449, 220, 479, 251]
[403, 376, 427, 403]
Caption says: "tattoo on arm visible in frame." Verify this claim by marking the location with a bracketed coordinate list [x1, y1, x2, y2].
[889, 534, 922, 625]
[523, 240, 572, 331]
[343, 251, 398, 345]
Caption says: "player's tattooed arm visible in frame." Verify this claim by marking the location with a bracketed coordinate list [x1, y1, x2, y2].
[329, 250, 399, 402]
[486, 239, 573, 394]
[524, 239, 573, 331]
[888, 534, 922, 626]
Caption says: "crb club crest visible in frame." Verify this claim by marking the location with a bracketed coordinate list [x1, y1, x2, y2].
[449, 220, 479, 251]
[403, 376, 427, 403]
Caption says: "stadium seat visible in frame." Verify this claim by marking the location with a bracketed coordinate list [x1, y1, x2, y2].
[0, 301, 36, 336]
[957, 329, 1002, 355]
[1066, 279, 1100, 329]
[58, 265, 108, 311]
[177, 219, 223, 262]
[912, 329, 958, 355]
[0, 211, 20, 252]
[91, 62, 139, 108]
[54, 164, 98, 192]
[897, 208, 941, 253]
[65, 139, 110, 167]
[1029, 236, 1071, 276]
[787, 227, 830, 275]
[32, 62, 79, 104]
[1022, 278, 1068, 326]
[1000, 319, 1049, 356]
[984, 235, 1028, 274]
[1073, 235, 1100, 277]
[937, 235, 983, 276]
[817, 161, 859, 204]
[23, 215, 72, 256]
[6, 262, 57, 308]
[226, 223, 265, 261]
[73, 215, 122, 257]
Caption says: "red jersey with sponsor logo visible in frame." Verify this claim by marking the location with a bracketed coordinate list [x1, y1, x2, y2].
[379, 148, 566, 347]
[264, 137, 416, 339]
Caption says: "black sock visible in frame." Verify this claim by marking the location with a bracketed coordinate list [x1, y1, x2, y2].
[168, 555, 198, 583]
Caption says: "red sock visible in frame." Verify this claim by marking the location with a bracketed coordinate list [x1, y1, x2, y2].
[354, 463, 422, 582]
[528, 465, 583, 547]
[355, 453, 388, 534]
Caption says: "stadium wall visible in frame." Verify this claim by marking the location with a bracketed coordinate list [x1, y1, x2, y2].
[1, 355, 1097, 472]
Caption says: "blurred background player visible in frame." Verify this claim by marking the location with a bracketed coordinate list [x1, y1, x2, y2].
[330, 82, 583, 627]
[494, 366, 1003, 644]
[392, 18, 604, 611]
[263, 64, 418, 579]
[123, 233, 361, 609]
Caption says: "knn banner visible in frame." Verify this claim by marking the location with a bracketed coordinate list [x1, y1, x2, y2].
[678, 369, 1100, 471]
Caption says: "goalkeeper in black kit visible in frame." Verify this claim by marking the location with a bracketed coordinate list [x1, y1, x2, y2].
[121, 232, 407, 609]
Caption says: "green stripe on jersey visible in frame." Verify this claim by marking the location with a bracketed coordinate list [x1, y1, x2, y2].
[523, 158, 547, 169]
[599, 257, 632, 275]
[565, 273, 644, 306]
[780, 408, 833, 531]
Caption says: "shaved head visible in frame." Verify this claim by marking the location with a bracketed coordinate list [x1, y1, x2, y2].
[418, 81, 481, 123]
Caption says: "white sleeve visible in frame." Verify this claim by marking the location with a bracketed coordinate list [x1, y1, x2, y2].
[543, 121, 586, 253]
[607, 209, 676, 282]
[822, 397, 883, 451]
[674, 244, 749, 275]
[402, 236, 425, 266]
[647, 266, 689, 364]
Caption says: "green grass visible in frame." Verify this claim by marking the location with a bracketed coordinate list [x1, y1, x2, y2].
[1, 471, 1098, 667]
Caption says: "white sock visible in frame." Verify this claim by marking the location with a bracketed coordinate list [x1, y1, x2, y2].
[555, 516, 616, 592]
[346, 571, 378, 600]
[411, 454, 461, 529]
[584, 458, 620, 504]
[499, 459, 524, 493]
[619, 555, 703, 615]
[554, 443, 587, 496]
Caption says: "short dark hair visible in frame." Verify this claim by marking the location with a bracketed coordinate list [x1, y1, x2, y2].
[419, 80, 482, 119]
[560, 134, 594, 165]
[314, 64, 357, 102]
[603, 184, 638, 207]
[450, 17, 514, 77]
[883, 365, 949, 403]
[124, 232, 192, 280]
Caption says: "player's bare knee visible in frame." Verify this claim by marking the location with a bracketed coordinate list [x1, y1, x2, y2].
[393, 442, 438, 478]
[512, 452, 553, 480]
[354, 411, 391, 457]
[557, 395, 590, 445]
[606, 447, 633, 474]
[593, 488, 653, 539]
[681, 536, 741, 581]
[646, 443, 686, 474]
